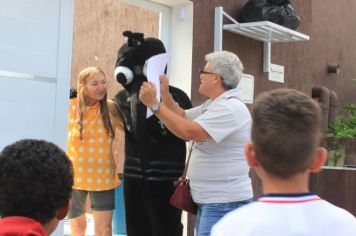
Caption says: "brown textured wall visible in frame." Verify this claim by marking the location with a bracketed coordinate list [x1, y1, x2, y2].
[71, 0, 159, 99]
[191, 0, 356, 110]
[310, 0, 356, 108]
[310, 168, 356, 216]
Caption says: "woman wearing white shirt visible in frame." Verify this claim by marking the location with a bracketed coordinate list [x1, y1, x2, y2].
[139, 51, 253, 236]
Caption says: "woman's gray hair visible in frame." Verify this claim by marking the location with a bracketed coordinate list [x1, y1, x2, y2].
[205, 51, 244, 90]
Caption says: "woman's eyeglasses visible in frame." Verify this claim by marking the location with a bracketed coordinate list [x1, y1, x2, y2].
[198, 69, 218, 76]
[198, 69, 224, 81]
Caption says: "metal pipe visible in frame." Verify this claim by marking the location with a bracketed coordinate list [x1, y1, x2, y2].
[312, 86, 330, 133]
[328, 89, 338, 125]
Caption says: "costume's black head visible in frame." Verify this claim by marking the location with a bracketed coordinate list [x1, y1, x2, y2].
[114, 31, 166, 92]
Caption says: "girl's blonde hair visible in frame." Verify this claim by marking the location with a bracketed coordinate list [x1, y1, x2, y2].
[76, 67, 114, 140]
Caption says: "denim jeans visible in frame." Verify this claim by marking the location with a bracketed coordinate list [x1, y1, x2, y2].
[195, 199, 252, 236]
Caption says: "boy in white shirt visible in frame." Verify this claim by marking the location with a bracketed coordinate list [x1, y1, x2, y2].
[211, 88, 356, 236]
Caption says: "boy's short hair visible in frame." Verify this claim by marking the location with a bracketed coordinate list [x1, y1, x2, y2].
[0, 139, 74, 223]
[252, 89, 321, 178]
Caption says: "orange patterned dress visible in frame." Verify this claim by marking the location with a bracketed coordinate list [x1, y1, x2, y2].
[67, 98, 120, 191]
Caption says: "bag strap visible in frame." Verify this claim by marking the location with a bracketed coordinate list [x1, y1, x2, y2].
[182, 141, 194, 178]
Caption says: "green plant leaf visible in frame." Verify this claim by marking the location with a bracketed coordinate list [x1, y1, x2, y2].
[326, 104, 356, 138]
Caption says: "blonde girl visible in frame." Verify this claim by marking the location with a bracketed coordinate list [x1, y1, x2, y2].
[67, 67, 124, 236]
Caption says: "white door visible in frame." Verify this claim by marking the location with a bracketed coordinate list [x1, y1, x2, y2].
[0, 0, 73, 235]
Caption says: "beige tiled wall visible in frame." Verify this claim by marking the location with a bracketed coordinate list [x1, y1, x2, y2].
[71, 0, 159, 99]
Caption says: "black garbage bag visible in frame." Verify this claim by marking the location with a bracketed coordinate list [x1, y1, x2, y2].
[269, 0, 290, 5]
[237, 0, 301, 30]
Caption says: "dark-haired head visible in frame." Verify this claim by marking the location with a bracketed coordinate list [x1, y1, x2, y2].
[0, 139, 73, 224]
[251, 89, 322, 178]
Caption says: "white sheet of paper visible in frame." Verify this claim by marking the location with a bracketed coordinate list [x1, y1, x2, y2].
[145, 53, 170, 118]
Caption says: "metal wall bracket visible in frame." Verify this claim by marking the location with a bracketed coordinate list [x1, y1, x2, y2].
[214, 6, 310, 80]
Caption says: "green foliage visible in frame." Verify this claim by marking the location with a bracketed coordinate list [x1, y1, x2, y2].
[327, 146, 345, 167]
[325, 104, 356, 167]
[326, 104, 356, 138]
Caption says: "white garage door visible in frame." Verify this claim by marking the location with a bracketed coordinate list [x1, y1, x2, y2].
[0, 0, 73, 235]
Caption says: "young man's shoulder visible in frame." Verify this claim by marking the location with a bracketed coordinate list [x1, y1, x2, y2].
[0, 216, 46, 236]
[219, 199, 356, 222]
[211, 199, 356, 236]
[213, 202, 262, 226]
[211, 202, 267, 235]
[308, 200, 356, 234]
[319, 200, 356, 224]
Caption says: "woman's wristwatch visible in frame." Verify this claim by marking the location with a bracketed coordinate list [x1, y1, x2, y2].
[150, 102, 161, 113]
